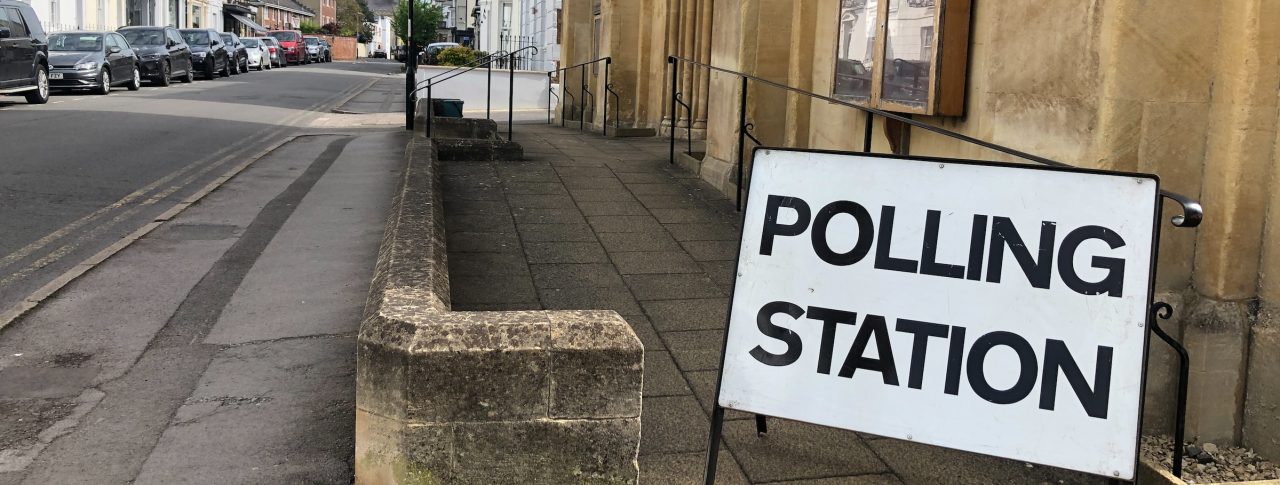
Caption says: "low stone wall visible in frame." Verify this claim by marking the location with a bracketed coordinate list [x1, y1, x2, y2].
[355, 132, 643, 484]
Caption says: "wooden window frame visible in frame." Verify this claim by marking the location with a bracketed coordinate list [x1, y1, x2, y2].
[834, 0, 971, 116]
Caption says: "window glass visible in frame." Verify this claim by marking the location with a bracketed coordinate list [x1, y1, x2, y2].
[113, 34, 129, 49]
[169, 29, 185, 45]
[832, 0, 877, 102]
[181, 29, 210, 45]
[50, 34, 104, 51]
[2, 7, 29, 37]
[105, 35, 120, 50]
[880, 0, 935, 108]
[122, 29, 165, 46]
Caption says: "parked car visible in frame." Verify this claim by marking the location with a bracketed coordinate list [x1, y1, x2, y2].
[424, 42, 459, 65]
[267, 30, 305, 65]
[318, 38, 331, 62]
[241, 37, 269, 71]
[118, 26, 193, 86]
[47, 31, 140, 94]
[302, 35, 322, 63]
[219, 32, 247, 74]
[392, 45, 405, 62]
[0, 0, 50, 104]
[179, 28, 229, 79]
[259, 36, 284, 68]
[371, 46, 386, 59]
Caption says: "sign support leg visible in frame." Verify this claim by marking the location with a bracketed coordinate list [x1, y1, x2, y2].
[703, 406, 726, 485]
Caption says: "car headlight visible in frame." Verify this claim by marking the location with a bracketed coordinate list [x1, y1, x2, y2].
[193, 51, 207, 58]
[142, 53, 163, 61]
[74, 61, 98, 71]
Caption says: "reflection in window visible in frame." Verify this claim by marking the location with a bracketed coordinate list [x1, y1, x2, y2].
[833, 0, 876, 102]
[880, 0, 934, 108]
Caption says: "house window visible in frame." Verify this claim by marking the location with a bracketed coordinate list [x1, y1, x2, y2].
[832, 0, 970, 116]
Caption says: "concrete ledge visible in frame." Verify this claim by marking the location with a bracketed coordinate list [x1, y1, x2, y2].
[356, 132, 643, 484]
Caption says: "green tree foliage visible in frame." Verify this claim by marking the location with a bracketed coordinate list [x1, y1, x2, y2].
[299, 20, 320, 34]
[436, 46, 476, 66]
[391, 0, 444, 48]
[337, 0, 367, 37]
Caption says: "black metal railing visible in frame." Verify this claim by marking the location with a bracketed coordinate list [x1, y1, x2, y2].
[413, 46, 539, 142]
[549, 57, 618, 135]
[666, 54, 1206, 484]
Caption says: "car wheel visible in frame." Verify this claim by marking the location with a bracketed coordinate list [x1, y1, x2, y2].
[229, 58, 238, 75]
[205, 61, 216, 80]
[157, 61, 171, 87]
[220, 57, 230, 77]
[24, 66, 50, 104]
[128, 65, 141, 91]
[97, 69, 111, 95]
[241, 59, 248, 72]
[181, 61, 194, 83]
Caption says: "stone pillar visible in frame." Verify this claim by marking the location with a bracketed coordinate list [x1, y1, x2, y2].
[1186, 0, 1280, 445]
[783, 0, 817, 148]
[660, 0, 680, 134]
[691, 0, 712, 138]
[1244, 84, 1280, 459]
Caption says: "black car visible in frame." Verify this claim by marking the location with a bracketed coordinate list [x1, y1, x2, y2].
[118, 26, 193, 86]
[219, 32, 247, 74]
[47, 31, 141, 94]
[179, 28, 229, 79]
[0, 0, 50, 104]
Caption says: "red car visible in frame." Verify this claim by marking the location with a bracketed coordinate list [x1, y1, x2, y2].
[267, 30, 306, 65]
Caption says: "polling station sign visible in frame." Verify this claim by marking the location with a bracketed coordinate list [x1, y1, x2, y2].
[716, 149, 1160, 479]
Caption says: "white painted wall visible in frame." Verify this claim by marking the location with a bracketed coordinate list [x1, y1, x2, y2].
[517, 0, 556, 71]
[418, 65, 555, 112]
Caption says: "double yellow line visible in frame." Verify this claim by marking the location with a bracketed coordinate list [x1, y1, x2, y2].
[0, 77, 380, 331]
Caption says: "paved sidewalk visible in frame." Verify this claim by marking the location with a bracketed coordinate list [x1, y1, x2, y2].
[443, 124, 1109, 484]
[0, 131, 404, 484]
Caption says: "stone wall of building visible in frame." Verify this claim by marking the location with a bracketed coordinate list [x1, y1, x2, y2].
[558, 0, 1280, 458]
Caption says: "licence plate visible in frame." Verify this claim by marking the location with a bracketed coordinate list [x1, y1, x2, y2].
[49, 73, 63, 80]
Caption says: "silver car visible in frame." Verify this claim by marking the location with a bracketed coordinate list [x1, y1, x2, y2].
[241, 37, 270, 71]
[258, 37, 284, 68]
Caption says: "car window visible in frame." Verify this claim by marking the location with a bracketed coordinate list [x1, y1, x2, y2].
[181, 30, 209, 45]
[242, 38, 258, 48]
[1, 7, 29, 37]
[269, 31, 298, 42]
[49, 33, 103, 51]
[122, 29, 164, 46]
[219, 33, 232, 44]
[304, 38, 318, 45]
[167, 29, 184, 46]
[112, 34, 128, 50]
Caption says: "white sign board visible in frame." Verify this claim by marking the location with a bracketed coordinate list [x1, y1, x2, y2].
[718, 149, 1160, 479]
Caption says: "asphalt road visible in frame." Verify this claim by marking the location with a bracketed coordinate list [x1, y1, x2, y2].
[0, 59, 406, 315]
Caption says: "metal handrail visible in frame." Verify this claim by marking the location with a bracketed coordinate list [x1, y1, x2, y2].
[414, 50, 510, 89]
[665, 55, 1203, 228]
[550, 57, 612, 134]
[419, 46, 540, 141]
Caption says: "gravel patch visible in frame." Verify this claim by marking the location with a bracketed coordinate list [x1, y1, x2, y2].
[1142, 435, 1280, 483]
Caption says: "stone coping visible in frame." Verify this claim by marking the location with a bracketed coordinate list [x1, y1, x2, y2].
[355, 132, 643, 484]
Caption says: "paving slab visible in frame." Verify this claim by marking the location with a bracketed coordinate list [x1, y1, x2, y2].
[438, 124, 1096, 485]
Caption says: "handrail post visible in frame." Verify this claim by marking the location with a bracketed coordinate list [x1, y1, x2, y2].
[405, 1, 415, 131]
[486, 58, 492, 120]
[603, 57, 611, 136]
[509, 52, 515, 141]
[863, 111, 874, 153]
[580, 64, 587, 131]
[668, 56, 677, 164]
[736, 76, 748, 212]
[426, 82, 433, 138]
[547, 72, 553, 124]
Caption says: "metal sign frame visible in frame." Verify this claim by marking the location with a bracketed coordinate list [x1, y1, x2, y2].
[703, 146, 1199, 483]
